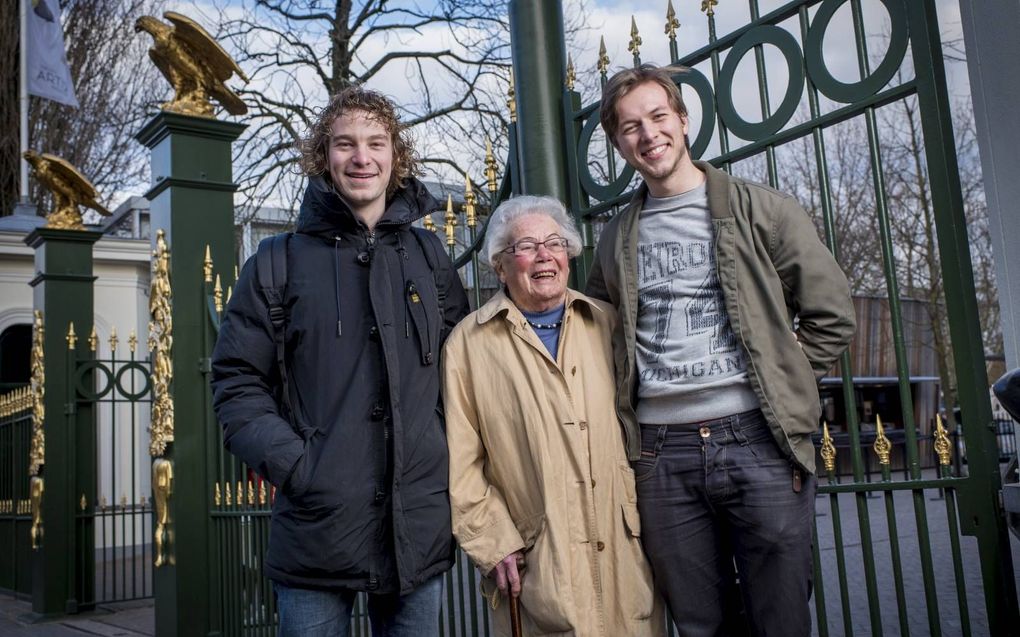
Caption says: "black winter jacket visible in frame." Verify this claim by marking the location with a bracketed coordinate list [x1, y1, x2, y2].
[211, 176, 470, 593]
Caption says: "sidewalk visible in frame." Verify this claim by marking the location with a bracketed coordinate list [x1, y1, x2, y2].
[0, 598, 152, 637]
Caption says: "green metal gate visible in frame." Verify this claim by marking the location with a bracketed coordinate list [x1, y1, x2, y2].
[546, 0, 1018, 634]
[70, 325, 155, 606]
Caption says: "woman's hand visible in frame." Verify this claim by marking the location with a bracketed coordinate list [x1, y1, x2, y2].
[491, 551, 525, 597]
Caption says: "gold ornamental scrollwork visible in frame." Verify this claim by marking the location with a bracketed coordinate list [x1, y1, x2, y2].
[820, 422, 837, 474]
[30, 476, 43, 550]
[149, 230, 174, 457]
[933, 414, 952, 467]
[29, 310, 45, 476]
[153, 458, 174, 567]
[873, 416, 892, 466]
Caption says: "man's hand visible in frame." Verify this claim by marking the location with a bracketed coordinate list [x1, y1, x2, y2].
[491, 551, 525, 597]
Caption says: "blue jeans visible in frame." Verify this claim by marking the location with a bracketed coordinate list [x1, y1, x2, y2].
[634, 410, 816, 637]
[275, 575, 444, 637]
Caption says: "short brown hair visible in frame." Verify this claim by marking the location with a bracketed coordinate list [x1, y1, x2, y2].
[298, 87, 419, 196]
[600, 64, 689, 145]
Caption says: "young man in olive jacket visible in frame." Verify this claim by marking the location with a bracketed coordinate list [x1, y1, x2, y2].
[211, 87, 469, 636]
[586, 65, 856, 636]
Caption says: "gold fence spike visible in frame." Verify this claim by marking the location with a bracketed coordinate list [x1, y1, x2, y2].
[100, 495, 107, 508]
[259, 481, 267, 506]
[423, 213, 436, 232]
[665, 0, 680, 40]
[247, 480, 255, 506]
[463, 173, 477, 228]
[484, 139, 498, 193]
[507, 69, 517, 123]
[236, 481, 243, 508]
[820, 422, 837, 474]
[80, 494, 87, 511]
[214, 274, 224, 314]
[225, 482, 232, 507]
[66, 322, 77, 350]
[128, 330, 138, 353]
[88, 326, 98, 352]
[628, 16, 642, 63]
[934, 414, 952, 467]
[120, 494, 128, 507]
[226, 286, 233, 304]
[108, 326, 119, 353]
[597, 35, 610, 75]
[234, 265, 239, 280]
[701, 0, 719, 17]
[203, 245, 213, 283]
[565, 54, 576, 91]
[214, 482, 222, 506]
[444, 195, 457, 247]
[873, 415, 891, 466]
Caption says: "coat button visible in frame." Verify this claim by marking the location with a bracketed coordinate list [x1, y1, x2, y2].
[369, 325, 380, 341]
[596, 541, 605, 552]
[371, 403, 385, 421]
[579, 421, 587, 430]
[591, 479, 596, 488]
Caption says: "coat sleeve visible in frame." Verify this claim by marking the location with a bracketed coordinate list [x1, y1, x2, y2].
[442, 329, 525, 574]
[770, 196, 857, 377]
[440, 252, 471, 346]
[210, 256, 305, 489]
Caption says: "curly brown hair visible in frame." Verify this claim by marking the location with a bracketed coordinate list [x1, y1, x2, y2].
[298, 87, 420, 196]
[600, 64, 689, 148]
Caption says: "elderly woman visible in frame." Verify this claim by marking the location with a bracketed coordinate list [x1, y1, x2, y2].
[442, 196, 663, 636]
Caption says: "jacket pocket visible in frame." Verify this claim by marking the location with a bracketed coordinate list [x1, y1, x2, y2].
[406, 275, 441, 366]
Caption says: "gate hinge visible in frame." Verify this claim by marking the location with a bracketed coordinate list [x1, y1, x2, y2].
[198, 357, 212, 373]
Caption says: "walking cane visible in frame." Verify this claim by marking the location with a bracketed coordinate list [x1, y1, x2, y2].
[509, 594, 523, 637]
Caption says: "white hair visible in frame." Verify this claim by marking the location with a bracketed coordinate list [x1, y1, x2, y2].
[482, 195, 583, 268]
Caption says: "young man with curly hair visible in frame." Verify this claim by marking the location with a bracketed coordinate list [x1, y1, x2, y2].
[587, 64, 856, 636]
[212, 87, 469, 636]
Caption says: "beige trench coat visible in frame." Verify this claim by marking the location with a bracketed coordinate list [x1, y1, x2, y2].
[443, 289, 663, 637]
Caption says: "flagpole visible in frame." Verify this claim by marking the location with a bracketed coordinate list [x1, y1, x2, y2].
[19, 0, 30, 203]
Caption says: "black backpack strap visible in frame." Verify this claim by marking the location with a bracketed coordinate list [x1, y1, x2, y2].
[255, 232, 293, 415]
[410, 226, 449, 322]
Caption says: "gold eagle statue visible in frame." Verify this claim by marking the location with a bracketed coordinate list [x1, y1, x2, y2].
[135, 12, 248, 117]
[22, 150, 110, 231]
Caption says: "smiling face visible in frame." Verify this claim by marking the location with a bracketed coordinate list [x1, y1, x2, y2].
[612, 81, 692, 197]
[327, 109, 394, 226]
[496, 213, 570, 313]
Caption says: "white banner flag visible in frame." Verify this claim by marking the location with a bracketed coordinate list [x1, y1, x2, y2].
[26, 0, 79, 108]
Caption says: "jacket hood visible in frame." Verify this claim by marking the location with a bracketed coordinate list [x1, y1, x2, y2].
[295, 175, 441, 235]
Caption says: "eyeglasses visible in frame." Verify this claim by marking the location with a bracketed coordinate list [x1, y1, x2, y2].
[501, 236, 570, 256]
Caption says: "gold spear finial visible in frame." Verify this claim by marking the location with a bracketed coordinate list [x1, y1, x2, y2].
[203, 245, 213, 283]
[933, 413, 952, 466]
[820, 421, 837, 474]
[484, 139, 498, 193]
[701, 0, 719, 16]
[259, 481, 267, 506]
[236, 481, 243, 508]
[128, 330, 138, 354]
[214, 482, 222, 506]
[423, 213, 436, 233]
[444, 195, 457, 247]
[463, 173, 477, 228]
[247, 480, 255, 506]
[566, 54, 576, 91]
[873, 415, 891, 466]
[597, 36, 610, 75]
[665, 0, 680, 39]
[108, 326, 119, 353]
[628, 17, 643, 63]
[214, 274, 224, 314]
[88, 325, 98, 352]
[224, 482, 232, 507]
[67, 322, 78, 350]
[507, 69, 517, 123]
[80, 494, 87, 511]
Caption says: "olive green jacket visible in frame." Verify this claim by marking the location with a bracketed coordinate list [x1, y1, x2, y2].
[585, 160, 856, 473]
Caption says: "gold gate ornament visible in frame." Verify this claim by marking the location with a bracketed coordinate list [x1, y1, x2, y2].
[30, 476, 43, 550]
[153, 458, 174, 567]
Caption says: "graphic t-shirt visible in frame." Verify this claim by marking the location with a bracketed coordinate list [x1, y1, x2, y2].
[635, 183, 759, 424]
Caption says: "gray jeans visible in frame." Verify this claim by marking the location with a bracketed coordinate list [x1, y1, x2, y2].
[634, 409, 816, 637]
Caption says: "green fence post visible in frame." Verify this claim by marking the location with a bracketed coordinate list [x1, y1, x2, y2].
[906, 1, 1020, 633]
[136, 111, 245, 637]
[24, 227, 101, 617]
